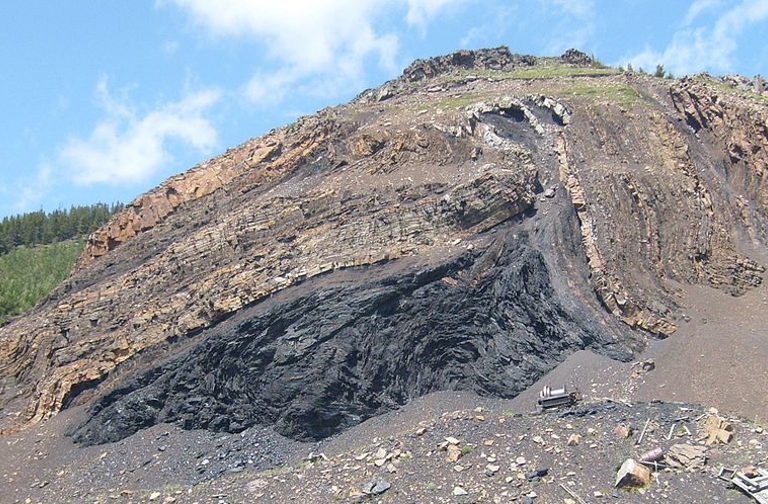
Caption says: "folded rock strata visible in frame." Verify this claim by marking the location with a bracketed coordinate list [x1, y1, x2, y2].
[0, 48, 765, 443]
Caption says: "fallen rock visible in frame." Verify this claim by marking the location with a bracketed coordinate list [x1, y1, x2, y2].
[665, 444, 707, 469]
[453, 485, 468, 496]
[446, 444, 463, 462]
[703, 415, 734, 445]
[526, 468, 548, 480]
[567, 433, 581, 446]
[613, 425, 631, 438]
[362, 478, 391, 495]
[615, 458, 651, 488]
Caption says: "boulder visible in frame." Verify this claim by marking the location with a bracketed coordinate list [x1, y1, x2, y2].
[615, 458, 651, 488]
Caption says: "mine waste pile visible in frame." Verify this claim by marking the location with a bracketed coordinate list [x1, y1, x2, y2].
[1, 47, 768, 503]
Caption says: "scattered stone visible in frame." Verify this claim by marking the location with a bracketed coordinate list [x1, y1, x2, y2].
[567, 434, 581, 446]
[453, 485, 468, 496]
[526, 468, 548, 480]
[306, 452, 329, 462]
[613, 425, 631, 438]
[615, 458, 651, 488]
[485, 464, 500, 476]
[446, 444, 463, 462]
[148, 492, 161, 501]
[362, 478, 391, 495]
[665, 444, 707, 469]
[703, 415, 734, 445]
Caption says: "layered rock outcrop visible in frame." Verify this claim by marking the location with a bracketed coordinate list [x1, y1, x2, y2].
[1, 49, 766, 443]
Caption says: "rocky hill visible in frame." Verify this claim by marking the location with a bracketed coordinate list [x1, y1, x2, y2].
[1, 48, 768, 498]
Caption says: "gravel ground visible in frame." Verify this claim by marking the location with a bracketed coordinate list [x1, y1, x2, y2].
[3, 389, 767, 504]
[48, 398, 766, 504]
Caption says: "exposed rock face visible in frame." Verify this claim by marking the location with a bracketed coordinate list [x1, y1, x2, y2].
[402, 46, 536, 82]
[0, 49, 766, 443]
[70, 231, 630, 445]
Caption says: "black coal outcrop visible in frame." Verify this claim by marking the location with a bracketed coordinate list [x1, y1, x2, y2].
[71, 228, 633, 446]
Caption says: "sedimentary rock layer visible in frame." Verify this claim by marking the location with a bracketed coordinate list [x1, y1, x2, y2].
[1, 48, 765, 442]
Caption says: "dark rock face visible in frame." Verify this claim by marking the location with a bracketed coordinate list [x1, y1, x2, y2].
[70, 229, 631, 445]
[560, 49, 593, 66]
[402, 46, 536, 82]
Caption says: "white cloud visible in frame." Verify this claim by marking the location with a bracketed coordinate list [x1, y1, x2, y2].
[684, 0, 723, 25]
[164, 0, 461, 105]
[537, 0, 595, 53]
[626, 0, 768, 76]
[166, 0, 398, 72]
[60, 78, 220, 185]
[546, 0, 593, 18]
[13, 164, 52, 213]
[406, 0, 465, 28]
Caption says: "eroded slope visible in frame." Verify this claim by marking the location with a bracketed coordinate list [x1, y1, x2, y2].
[1, 48, 766, 443]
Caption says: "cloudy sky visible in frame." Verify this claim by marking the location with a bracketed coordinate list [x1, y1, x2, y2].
[1, 0, 767, 218]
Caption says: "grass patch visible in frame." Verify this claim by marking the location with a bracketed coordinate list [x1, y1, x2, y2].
[445, 64, 620, 82]
[506, 65, 620, 79]
[431, 92, 486, 109]
[555, 83, 646, 107]
[0, 239, 84, 325]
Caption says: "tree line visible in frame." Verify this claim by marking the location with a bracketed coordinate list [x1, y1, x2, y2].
[0, 202, 124, 255]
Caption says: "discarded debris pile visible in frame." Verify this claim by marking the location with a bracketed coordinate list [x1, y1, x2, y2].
[720, 465, 768, 504]
[537, 385, 580, 410]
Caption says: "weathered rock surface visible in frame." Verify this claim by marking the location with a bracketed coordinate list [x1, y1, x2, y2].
[69, 230, 631, 445]
[1, 49, 766, 444]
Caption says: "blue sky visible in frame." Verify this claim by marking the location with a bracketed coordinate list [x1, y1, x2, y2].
[1, 0, 767, 218]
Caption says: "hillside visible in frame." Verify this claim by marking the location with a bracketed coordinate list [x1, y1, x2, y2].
[0, 203, 124, 326]
[1, 47, 767, 503]
[0, 240, 85, 326]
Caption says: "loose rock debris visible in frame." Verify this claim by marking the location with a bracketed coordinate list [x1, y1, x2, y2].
[55, 399, 767, 504]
